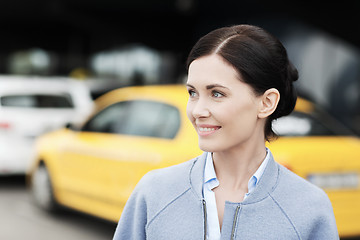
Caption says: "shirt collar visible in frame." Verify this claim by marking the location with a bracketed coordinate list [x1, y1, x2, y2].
[204, 152, 217, 184]
[247, 148, 270, 194]
[203, 148, 271, 193]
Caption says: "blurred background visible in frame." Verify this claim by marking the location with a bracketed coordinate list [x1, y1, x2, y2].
[1, 0, 359, 239]
[0, 0, 359, 132]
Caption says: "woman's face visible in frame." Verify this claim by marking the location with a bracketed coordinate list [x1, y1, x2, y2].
[186, 54, 264, 153]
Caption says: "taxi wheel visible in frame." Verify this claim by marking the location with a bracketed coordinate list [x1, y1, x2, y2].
[31, 164, 58, 212]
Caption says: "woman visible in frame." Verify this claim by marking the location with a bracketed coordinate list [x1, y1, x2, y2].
[113, 24, 338, 240]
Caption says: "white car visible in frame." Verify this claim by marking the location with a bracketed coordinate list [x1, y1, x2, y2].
[0, 75, 94, 175]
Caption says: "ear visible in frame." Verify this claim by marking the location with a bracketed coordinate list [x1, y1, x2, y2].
[258, 88, 280, 119]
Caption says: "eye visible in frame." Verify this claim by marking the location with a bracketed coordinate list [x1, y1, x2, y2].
[212, 90, 225, 98]
[188, 89, 197, 98]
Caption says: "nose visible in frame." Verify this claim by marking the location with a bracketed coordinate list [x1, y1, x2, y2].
[188, 98, 211, 119]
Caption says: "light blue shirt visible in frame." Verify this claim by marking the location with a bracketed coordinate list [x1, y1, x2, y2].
[203, 148, 270, 240]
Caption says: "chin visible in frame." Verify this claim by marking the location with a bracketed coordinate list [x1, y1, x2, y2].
[198, 141, 223, 153]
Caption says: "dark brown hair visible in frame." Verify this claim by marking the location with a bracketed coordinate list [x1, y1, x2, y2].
[186, 24, 298, 141]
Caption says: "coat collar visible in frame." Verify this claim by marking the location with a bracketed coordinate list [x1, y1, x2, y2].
[188, 152, 207, 200]
[189, 151, 280, 203]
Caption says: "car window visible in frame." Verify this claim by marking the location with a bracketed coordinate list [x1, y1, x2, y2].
[0, 94, 74, 108]
[273, 111, 335, 136]
[82, 100, 181, 139]
[123, 100, 180, 139]
[82, 101, 131, 133]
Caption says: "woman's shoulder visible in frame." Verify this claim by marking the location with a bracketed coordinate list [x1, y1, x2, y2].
[134, 154, 203, 197]
[276, 164, 327, 198]
[271, 163, 338, 238]
[125, 155, 204, 218]
[143, 158, 197, 185]
[273, 163, 334, 214]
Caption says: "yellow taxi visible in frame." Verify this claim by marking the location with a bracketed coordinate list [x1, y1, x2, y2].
[27, 85, 360, 237]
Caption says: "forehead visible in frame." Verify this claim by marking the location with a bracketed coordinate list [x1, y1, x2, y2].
[187, 54, 241, 86]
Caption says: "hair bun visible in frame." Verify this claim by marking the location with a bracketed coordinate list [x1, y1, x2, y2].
[287, 61, 299, 83]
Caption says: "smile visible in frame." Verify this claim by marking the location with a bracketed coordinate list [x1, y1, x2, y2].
[199, 127, 217, 132]
[197, 125, 221, 136]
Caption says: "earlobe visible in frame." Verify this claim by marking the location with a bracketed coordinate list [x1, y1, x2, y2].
[258, 88, 280, 119]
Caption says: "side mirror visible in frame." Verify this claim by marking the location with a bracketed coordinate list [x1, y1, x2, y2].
[65, 122, 79, 131]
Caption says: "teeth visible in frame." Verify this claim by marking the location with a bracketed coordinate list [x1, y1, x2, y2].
[199, 127, 216, 132]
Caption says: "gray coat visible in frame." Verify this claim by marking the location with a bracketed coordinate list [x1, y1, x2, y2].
[113, 151, 339, 240]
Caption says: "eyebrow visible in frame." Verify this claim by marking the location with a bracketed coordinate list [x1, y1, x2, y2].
[206, 84, 229, 90]
[186, 83, 229, 90]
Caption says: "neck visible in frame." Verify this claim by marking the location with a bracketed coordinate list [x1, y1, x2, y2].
[212, 142, 267, 191]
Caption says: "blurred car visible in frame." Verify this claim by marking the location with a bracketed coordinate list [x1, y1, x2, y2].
[27, 85, 360, 238]
[27, 85, 202, 220]
[0, 75, 94, 175]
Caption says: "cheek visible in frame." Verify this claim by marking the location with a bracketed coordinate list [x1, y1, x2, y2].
[186, 101, 194, 122]
[226, 102, 259, 128]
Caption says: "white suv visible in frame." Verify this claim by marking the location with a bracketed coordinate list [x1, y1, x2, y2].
[0, 75, 94, 175]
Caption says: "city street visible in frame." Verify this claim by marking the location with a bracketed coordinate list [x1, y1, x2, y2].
[0, 176, 116, 240]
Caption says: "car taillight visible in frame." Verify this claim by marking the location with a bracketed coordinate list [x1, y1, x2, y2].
[0, 122, 11, 129]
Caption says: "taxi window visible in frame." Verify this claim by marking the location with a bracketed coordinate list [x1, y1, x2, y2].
[122, 100, 180, 139]
[273, 111, 334, 136]
[82, 100, 180, 139]
[82, 101, 131, 133]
